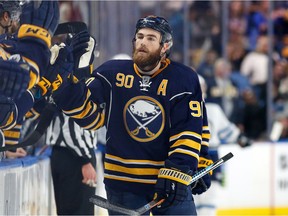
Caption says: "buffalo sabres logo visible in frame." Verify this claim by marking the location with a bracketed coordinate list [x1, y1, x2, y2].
[123, 96, 165, 142]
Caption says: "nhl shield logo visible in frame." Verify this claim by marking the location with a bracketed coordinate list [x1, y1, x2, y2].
[123, 96, 165, 142]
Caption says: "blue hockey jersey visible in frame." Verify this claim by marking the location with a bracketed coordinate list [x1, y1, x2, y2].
[54, 58, 210, 194]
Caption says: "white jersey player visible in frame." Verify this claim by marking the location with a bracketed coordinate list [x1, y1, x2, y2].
[194, 75, 251, 216]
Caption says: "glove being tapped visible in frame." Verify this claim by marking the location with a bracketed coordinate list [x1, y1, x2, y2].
[32, 43, 73, 98]
[154, 160, 192, 209]
[191, 155, 213, 195]
[67, 30, 96, 81]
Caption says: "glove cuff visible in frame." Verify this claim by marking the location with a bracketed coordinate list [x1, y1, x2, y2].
[198, 156, 213, 175]
[18, 24, 51, 48]
[158, 168, 192, 186]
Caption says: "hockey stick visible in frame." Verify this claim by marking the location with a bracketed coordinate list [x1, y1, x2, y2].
[0, 103, 57, 152]
[89, 152, 234, 215]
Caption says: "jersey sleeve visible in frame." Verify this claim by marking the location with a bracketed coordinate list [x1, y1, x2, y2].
[53, 76, 106, 131]
[168, 71, 210, 172]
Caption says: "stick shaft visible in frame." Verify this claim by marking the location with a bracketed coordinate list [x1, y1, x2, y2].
[89, 195, 140, 215]
[90, 152, 234, 215]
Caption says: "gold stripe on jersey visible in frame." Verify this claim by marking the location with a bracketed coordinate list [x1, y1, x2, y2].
[168, 148, 199, 160]
[106, 154, 164, 166]
[202, 132, 211, 139]
[105, 162, 160, 176]
[104, 174, 157, 184]
[63, 90, 93, 116]
[170, 139, 201, 151]
[22, 56, 40, 89]
[24, 108, 40, 121]
[1, 112, 16, 130]
[3, 124, 21, 145]
[71, 101, 97, 119]
[169, 131, 202, 142]
[89, 112, 105, 130]
[82, 112, 101, 129]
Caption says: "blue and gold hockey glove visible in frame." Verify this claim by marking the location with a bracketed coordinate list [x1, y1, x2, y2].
[67, 31, 96, 81]
[0, 95, 17, 130]
[18, 1, 59, 47]
[191, 155, 213, 195]
[0, 59, 30, 100]
[33, 43, 73, 98]
[154, 159, 192, 209]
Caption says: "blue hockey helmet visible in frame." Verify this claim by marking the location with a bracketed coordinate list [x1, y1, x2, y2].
[135, 15, 173, 49]
[0, 0, 23, 21]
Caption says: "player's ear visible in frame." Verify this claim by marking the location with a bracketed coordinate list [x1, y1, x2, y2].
[160, 42, 169, 56]
[2, 11, 10, 22]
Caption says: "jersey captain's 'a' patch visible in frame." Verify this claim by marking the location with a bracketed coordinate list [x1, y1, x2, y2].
[123, 96, 165, 142]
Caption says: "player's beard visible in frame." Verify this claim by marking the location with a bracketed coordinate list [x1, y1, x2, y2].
[133, 46, 162, 71]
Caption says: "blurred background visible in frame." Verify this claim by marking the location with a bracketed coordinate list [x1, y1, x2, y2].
[1, 1, 288, 215]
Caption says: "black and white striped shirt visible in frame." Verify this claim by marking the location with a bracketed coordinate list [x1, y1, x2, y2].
[46, 112, 97, 160]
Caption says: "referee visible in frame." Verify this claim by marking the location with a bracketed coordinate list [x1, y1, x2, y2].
[46, 110, 97, 215]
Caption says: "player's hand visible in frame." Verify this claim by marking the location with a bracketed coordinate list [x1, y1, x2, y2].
[82, 162, 97, 187]
[191, 155, 213, 195]
[154, 159, 192, 209]
[0, 59, 30, 100]
[20, 1, 59, 36]
[68, 31, 96, 81]
[0, 95, 17, 130]
[237, 133, 252, 148]
[5, 148, 27, 159]
[18, 1, 59, 47]
[34, 43, 73, 97]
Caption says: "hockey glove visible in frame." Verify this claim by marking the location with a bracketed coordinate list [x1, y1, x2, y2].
[0, 95, 17, 130]
[18, 1, 60, 47]
[34, 43, 73, 98]
[191, 156, 213, 195]
[0, 59, 30, 100]
[154, 159, 192, 209]
[68, 31, 96, 81]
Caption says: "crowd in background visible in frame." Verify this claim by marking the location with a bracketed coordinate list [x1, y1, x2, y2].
[166, 0, 288, 141]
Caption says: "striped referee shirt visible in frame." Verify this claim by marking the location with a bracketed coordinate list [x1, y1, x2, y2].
[46, 112, 97, 161]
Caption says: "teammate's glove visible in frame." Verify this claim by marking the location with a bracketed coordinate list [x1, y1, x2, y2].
[154, 159, 192, 209]
[33, 43, 73, 98]
[0, 95, 17, 130]
[237, 133, 252, 148]
[68, 31, 96, 81]
[18, 1, 60, 47]
[191, 155, 213, 195]
[0, 59, 30, 100]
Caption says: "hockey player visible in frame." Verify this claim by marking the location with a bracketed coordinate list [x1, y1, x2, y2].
[53, 15, 212, 215]
[0, 1, 59, 148]
[194, 75, 251, 216]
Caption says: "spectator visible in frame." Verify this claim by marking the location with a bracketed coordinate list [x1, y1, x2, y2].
[240, 35, 270, 104]
[206, 58, 244, 125]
